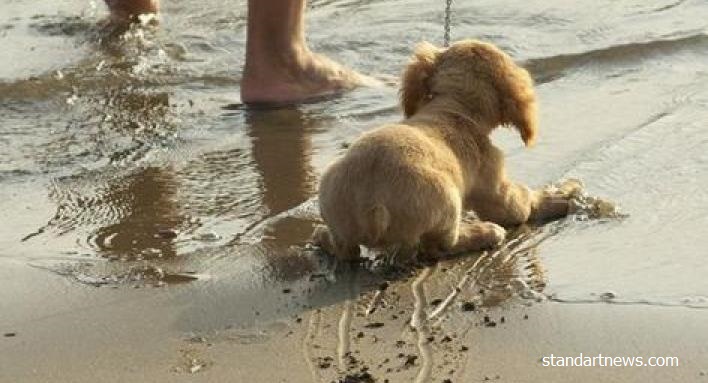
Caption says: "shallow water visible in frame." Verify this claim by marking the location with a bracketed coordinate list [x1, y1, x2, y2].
[1, 0, 707, 379]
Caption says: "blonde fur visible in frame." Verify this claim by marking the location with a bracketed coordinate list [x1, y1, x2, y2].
[316, 39, 580, 261]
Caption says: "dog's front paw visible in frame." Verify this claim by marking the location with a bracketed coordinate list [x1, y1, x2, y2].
[547, 178, 584, 199]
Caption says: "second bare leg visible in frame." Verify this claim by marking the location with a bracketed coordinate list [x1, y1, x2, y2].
[241, 0, 378, 104]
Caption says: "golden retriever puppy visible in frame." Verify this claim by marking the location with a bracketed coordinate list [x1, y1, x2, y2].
[315, 39, 581, 261]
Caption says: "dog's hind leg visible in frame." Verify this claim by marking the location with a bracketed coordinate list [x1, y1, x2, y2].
[420, 190, 463, 258]
[450, 221, 506, 253]
[421, 220, 505, 257]
[311, 225, 360, 262]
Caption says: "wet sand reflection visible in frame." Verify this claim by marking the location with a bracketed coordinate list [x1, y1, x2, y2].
[246, 107, 319, 248]
[12, 21, 551, 330]
[91, 166, 183, 260]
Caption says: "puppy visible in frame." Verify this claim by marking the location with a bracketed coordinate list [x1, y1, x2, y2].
[315, 39, 580, 261]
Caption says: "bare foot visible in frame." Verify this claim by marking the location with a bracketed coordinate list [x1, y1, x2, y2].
[241, 49, 378, 104]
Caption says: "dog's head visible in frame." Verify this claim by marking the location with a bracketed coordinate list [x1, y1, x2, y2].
[400, 40, 537, 146]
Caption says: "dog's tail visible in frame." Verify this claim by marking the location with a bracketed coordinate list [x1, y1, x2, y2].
[365, 204, 390, 246]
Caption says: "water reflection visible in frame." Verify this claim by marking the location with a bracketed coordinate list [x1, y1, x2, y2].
[11, 12, 554, 316]
[25, 98, 328, 284]
[245, 107, 319, 249]
[91, 166, 183, 260]
[247, 108, 316, 215]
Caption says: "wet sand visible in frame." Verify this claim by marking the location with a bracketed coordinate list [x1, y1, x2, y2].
[2, 0, 708, 382]
[3, 259, 708, 382]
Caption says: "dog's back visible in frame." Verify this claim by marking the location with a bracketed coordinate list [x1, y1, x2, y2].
[317, 39, 542, 261]
[318, 123, 465, 259]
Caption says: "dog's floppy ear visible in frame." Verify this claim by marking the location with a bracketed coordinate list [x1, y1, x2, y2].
[498, 65, 538, 146]
[400, 42, 440, 118]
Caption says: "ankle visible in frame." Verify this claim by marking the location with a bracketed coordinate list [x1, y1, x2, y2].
[244, 44, 311, 80]
[240, 46, 374, 104]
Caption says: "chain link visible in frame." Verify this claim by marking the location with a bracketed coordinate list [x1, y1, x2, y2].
[443, 0, 453, 47]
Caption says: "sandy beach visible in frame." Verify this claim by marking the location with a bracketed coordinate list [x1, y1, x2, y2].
[3, 258, 708, 382]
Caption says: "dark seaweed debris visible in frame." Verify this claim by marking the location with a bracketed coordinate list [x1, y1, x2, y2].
[337, 371, 375, 383]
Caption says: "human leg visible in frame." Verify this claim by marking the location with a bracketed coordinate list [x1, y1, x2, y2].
[240, 0, 376, 104]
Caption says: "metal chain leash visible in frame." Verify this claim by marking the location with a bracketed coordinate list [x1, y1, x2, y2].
[443, 0, 453, 47]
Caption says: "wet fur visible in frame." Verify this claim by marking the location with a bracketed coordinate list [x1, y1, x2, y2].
[316, 39, 580, 261]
